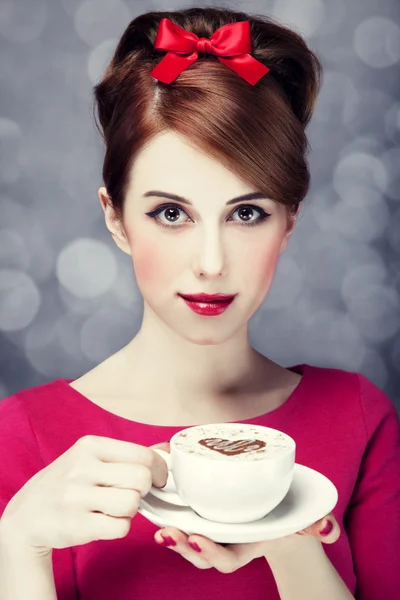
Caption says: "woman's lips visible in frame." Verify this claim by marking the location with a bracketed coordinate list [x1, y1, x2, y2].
[178, 294, 235, 316]
[178, 293, 235, 302]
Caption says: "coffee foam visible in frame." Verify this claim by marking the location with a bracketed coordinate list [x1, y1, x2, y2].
[173, 425, 293, 461]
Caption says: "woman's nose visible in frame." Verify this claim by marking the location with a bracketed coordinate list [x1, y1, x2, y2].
[191, 235, 227, 278]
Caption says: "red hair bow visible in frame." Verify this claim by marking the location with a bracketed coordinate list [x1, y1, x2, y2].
[149, 18, 270, 86]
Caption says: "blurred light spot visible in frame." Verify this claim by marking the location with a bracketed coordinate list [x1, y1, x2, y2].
[342, 263, 387, 300]
[58, 146, 102, 204]
[0, 195, 26, 226]
[56, 238, 118, 299]
[59, 286, 103, 316]
[61, 0, 82, 19]
[391, 337, 400, 375]
[0, 199, 56, 282]
[299, 308, 365, 370]
[343, 283, 400, 342]
[271, 0, 326, 37]
[384, 102, 400, 142]
[354, 17, 400, 68]
[0, 229, 31, 271]
[347, 89, 394, 137]
[110, 261, 141, 310]
[0, 118, 22, 184]
[380, 147, 400, 200]
[338, 135, 385, 158]
[304, 231, 385, 292]
[24, 316, 79, 378]
[74, 0, 131, 47]
[309, 183, 339, 231]
[387, 207, 400, 254]
[0, 270, 41, 331]
[0, 0, 47, 43]
[80, 305, 137, 362]
[88, 39, 118, 83]
[313, 71, 359, 125]
[307, 0, 346, 36]
[263, 256, 303, 309]
[250, 307, 305, 365]
[0, 197, 56, 283]
[332, 187, 389, 242]
[333, 152, 388, 197]
[55, 312, 87, 359]
[358, 348, 389, 389]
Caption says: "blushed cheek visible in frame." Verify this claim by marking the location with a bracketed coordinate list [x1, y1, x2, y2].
[131, 240, 182, 292]
[132, 242, 159, 287]
[252, 246, 280, 290]
[264, 247, 280, 273]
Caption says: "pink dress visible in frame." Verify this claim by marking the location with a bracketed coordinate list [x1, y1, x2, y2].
[0, 363, 399, 599]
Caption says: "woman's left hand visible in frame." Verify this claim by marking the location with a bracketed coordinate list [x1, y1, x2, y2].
[154, 513, 340, 571]
[151, 442, 340, 572]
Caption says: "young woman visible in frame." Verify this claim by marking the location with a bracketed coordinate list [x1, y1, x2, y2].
[0, 6, 399, 600]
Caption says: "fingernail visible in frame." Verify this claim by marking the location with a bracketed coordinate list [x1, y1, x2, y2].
[189, 541, 201, 552]
[159, 534, 176, 547]
[319, 520, 333, 535]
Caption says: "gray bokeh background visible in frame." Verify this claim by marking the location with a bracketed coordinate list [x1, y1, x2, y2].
[0, 0, 399, 412]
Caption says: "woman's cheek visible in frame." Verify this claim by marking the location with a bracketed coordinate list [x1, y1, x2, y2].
[131, 242, 160, 286]
[263, 247, 280, 274]
[252, 247, 281, 293]
[131, 240, 181, 290]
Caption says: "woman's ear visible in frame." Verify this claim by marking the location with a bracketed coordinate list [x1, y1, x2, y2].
[280, 211, 298, 254]
[98, 186, 111, 210]
[98, 187, 132, 255]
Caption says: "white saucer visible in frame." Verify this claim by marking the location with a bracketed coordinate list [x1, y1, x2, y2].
[138, 463, 338, 544]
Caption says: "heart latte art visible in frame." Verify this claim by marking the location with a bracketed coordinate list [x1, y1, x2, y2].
[173, 426, 293, 461]
[198, 437, 267, 456]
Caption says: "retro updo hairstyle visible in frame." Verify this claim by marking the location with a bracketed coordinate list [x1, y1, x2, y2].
[93, 6, 323, 225]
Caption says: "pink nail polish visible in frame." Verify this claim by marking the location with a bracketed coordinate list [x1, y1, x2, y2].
[189, 541, 201, 552]
[319, 520, 333, 535]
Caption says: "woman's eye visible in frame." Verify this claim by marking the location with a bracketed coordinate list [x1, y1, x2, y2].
[145, 204, 271, 228]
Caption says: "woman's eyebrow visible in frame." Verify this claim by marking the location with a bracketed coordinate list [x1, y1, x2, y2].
[142, 190, 270, 206]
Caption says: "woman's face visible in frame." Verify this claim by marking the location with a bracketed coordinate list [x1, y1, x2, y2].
[99, 131, 297, 345]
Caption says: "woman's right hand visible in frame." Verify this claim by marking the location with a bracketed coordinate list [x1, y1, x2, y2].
[0, 435, 169, 555]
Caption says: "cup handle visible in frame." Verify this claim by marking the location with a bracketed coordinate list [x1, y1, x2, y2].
[152, 448, 178, 494]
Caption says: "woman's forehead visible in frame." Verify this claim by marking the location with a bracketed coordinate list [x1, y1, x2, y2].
[129, 132, 262, 201]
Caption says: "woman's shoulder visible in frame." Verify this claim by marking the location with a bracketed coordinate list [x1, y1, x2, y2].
[304, 363, 399, 440]
[0, 378, 64, 456]
[303, 362, 390, 399]
[0, 377, 66, 412]
[0, 378, 78, 461]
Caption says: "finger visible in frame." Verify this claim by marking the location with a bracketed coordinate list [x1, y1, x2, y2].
[301, 514, 341, 544]
[154, 528, 212, 569]
[151, 442, 171, 453]
[186, 534, 265, 574]
[148, 443, 170, 488]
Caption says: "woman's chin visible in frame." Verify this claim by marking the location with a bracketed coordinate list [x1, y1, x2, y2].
[174, 324, 243, 346]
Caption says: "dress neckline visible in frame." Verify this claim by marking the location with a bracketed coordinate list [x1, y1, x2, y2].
[56, 363, 309, 430]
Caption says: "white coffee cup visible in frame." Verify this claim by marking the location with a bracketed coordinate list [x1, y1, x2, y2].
[153, 422, 296, 524]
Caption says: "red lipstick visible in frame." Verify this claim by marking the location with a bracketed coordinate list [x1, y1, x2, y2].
[180, 293, 235, 302]
[178, 293, 236, 316]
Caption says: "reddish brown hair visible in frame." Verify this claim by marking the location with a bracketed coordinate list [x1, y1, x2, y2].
[93, 6, 323, 226]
